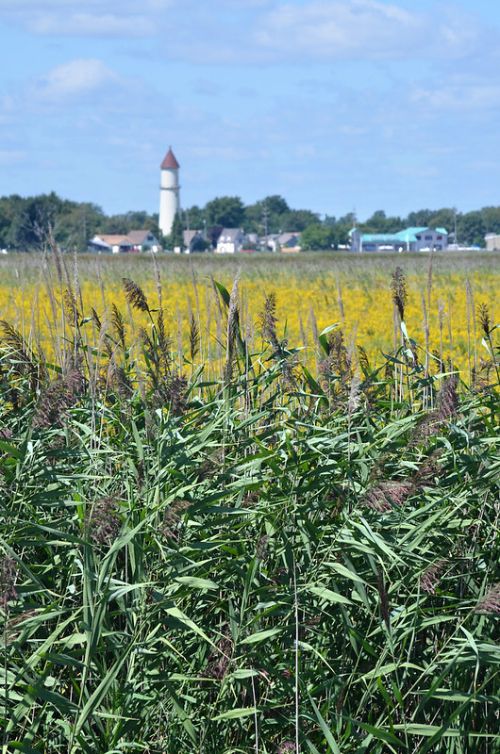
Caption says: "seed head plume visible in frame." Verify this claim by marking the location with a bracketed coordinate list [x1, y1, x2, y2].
[86, 497, 121, 547]
[206, 629, 233, 680]
[436, 372, 458, 420]
[108, 358, 133, 399]
[478, 303, 491, 337]
[162, 499, 191, 541]
[0, 321, 34, 371]
[260, 292, 279, 349]
[123, 278, 150, 313]
[156, 310, 171, 376]
[111, 303, 126, 350]
[63, 288, 80, 326]
[91, 307, 102, 331]
[391, 266, 407, 322]
[189, 313, 200, 361]
[0, 556, 18, 608]
[420, 560, 448, 595]
[363, 480, 414, 512]
[474, 581, 500, 615]
[474, 583, 500, 614]
[224, 275, 240, 385]
[376, 568, 390, 630]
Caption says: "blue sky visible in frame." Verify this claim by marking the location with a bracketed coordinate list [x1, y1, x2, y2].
[1, 0, 500, 220]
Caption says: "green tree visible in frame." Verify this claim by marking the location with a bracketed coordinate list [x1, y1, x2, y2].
[166, 211, 184, 250]
[204, 196, 245, 228]
[244, 195, 290, 234]
[281, 209, 320, 232]
[300, 224, 338, 250]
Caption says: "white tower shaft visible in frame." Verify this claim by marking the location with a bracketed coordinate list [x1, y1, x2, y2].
[159, 147, 180, 237]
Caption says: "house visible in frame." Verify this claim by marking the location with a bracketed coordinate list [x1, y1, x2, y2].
[88, 234, 134, 254]
[215, 228, 246, 254]
[88, 229, 161, 254]
[350, 227, 448, 253]
[126, 229, 161, 252]
[183, 230, 207, 253]
[278, 232, 301, 253]
[485, 233, 500, 251]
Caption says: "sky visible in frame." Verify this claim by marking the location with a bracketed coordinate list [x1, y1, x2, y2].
[1, 0, 500, 221]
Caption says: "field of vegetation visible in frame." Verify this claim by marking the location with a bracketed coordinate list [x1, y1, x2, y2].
[0, 250, 498, 753]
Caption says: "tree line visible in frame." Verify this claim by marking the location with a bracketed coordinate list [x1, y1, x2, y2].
[1, 191, 500, 251]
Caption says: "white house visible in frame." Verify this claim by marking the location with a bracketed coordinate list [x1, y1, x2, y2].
[88, 229, 161, 254]
[215, 228, 246, 254]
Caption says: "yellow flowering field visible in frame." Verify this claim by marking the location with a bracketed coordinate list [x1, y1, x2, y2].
[0, 251, 497, 380]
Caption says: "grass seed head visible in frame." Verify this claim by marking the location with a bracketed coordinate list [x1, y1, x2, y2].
[123, 277, 150, 313]
[0, 556, 18, 607]
[87, 497, 121, 546]
[474, 583, 500, 614]
[391, 266, 407, 321]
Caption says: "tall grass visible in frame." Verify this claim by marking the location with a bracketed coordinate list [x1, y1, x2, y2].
[0, 256, 498, 753]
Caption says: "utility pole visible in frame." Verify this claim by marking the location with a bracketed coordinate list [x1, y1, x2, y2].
[262, 200, 269, 250]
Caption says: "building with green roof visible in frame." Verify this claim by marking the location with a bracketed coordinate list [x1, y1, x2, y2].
[350, 226, 448, 253]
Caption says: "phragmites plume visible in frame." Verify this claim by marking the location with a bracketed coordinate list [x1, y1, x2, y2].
[347, 374, 362, 416]
[391, 266, 407, 322]
[86, 497, 121, 546]
[420, 559, 448, 595]
[91, 307, 102, 331]
[0, 320, 37, 378]
[477, 302, 491, 337]
[224, 276, 240, 385]
[277, 742, 295, 753]
[33, 366, 84, 428]
[357, 345, 371, 376]
[111, 303, 126, 350]
[376, 568, 390, 629]
[363, 480, 414, 512]
[162, 499, 191, 541]
[436, 372, 458, 420]
[410, 373, 458, 445]
[189, 313, 200, 361]
[156, 310, 171, 376]
[260, 292, 279, 349]
[123, 278, 150, 313]
[63, 287, 80, 326]
[108, 358, 133, 399]
[206, 629, 233, 680]
[474, 583, 500, 614]
[0, 556, 18, 608]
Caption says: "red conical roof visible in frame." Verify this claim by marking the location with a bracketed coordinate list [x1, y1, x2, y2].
[161, 146, 180, 170]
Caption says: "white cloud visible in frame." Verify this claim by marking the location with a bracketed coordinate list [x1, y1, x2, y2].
[29, 12, 155, 36]
[36, 59, 118, 101]
[252, 0, 479, 61]
[411, 81, 500, 110]
[253, 0, 422, 59]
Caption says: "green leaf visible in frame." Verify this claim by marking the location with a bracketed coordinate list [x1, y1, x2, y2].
[308, 586, 352, 605]
[174, 576, 219, 590]
[240, 628, 282, 645]
[212, 707, 257, 721]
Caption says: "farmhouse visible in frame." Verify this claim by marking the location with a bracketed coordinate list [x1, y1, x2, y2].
[88, 230, 161, 253]
[350, 227, 448, 252]
[485, 233, 500, 250]
[215, 228, 246, 254]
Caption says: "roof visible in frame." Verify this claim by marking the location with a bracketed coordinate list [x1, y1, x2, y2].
[218, 228, 244, 243]
[359, 227, 449, 244]
[161, 146, 180, 170]
[93, 234, 132, 246]
[127, 229, 155, 244]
